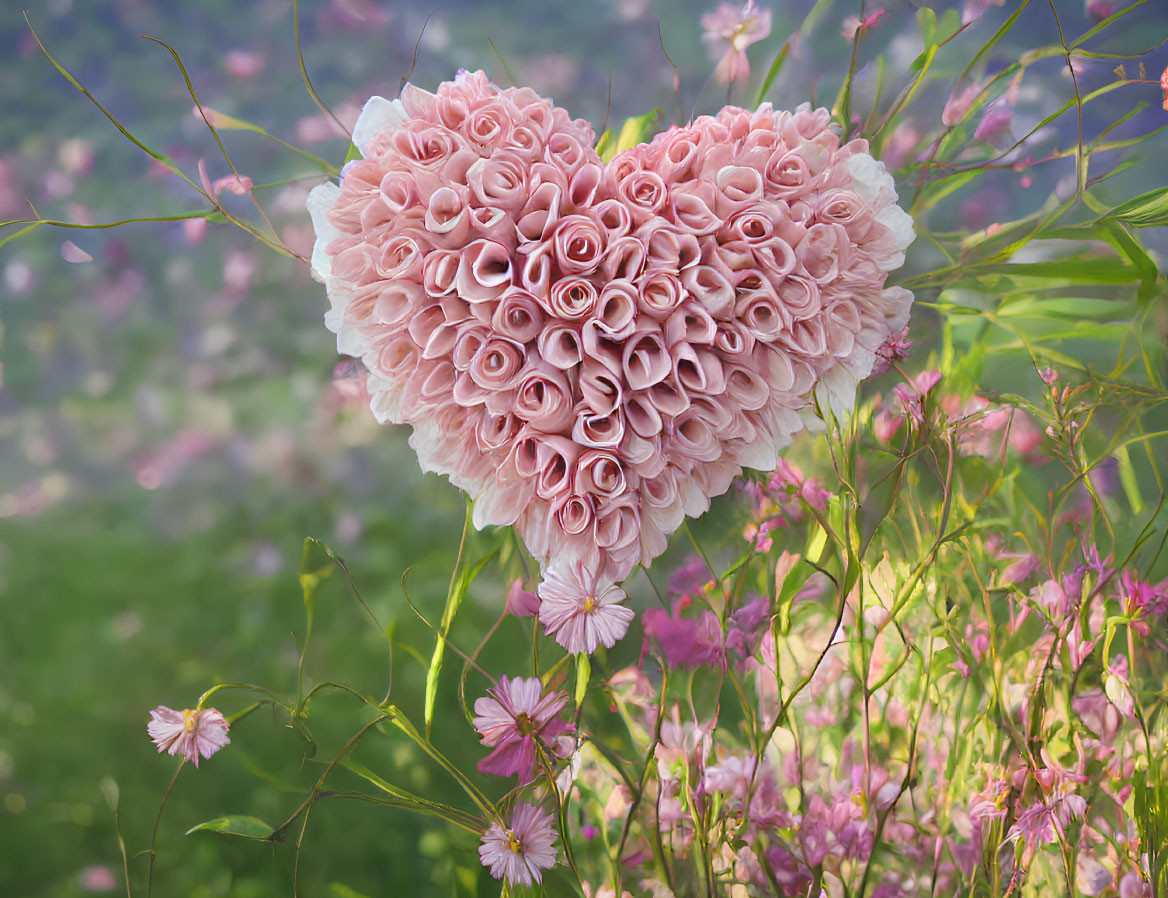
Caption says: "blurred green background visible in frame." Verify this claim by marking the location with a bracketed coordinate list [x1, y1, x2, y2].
[1, 0, 1166, 895]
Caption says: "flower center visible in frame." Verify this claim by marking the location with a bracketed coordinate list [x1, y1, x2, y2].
[182, 709, 197, 733]
[582, 594, 597, 614]
[506, 830, 523, 854]
[515, 712, 536, 736]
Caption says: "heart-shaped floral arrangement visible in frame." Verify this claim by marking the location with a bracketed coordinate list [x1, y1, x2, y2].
[308, 70, 914, 629]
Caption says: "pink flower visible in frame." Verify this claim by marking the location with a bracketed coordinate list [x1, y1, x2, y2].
[506, 579, 541, 617]
[472, 675, 573, 780]
[61, 240, 93, 263]
[478, 803, 558, 886]
[942, 83, 981, 127]
[538, 562, 634, 654]
[701, 2, 772, 85]
[974, 104, 1013, 148]
[197, 158, 253, 198]
[1086, 0, 1117, 22]
[962, 0, 1005, 24]
[147, 706, 230, 767]
[841, 9, 888, 42]
[224, 49, 265, 79]
[642, 598, 724, 668]
[79, 866, 117, 892]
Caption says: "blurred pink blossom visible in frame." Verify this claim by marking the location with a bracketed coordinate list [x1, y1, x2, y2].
[60, 240, 92, 263]
[224, 49, 265, 79]
[841, 9, 888, 42]
[701, 1, 772, 84]
[79, 865, 116, 892]
[962, 0, 1005, 24]
[642, 597, 724, 668]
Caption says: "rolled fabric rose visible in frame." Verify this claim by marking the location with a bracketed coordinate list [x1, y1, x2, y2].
[466, 152, 529, 216]
[492, 287, 544, 343]
[572, 406, 626, 449]
[663, 303, 717, 348]
[424, 186, 472, 244]
[422, 248, 460, 296]
[468, 337, 526, 392]
[545, 275, 599, 321]
[536, 323, 583, 370]
[636, 270, 685, 319]
[669, 180, 721, 236]
[516, 181, 563, 243]
[591, 280, 638, 340]
[455, 239, 514, 302]
[579, 358, 623, 416]
[682, 265, 735, 318]
[553, 492, 595, 536]
[552, 215, 606, 276]
[617, 168, 668, 222]
[513, 364, 575, 431]
[622, 324, 672, 390]
[574, 448, 628, 500]
[600, 235, 648, 281]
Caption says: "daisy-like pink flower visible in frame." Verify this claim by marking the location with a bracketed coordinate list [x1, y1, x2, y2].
[538, 562, 635, 654]
[147, 705, 230, 767]
[473, 675, 574, 780]
[701, 1, 772, 84]
[478, 802, 558, 886]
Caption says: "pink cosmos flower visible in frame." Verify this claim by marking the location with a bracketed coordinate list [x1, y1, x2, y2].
[472, 675, 574, 780]
[701, 2, 772, 84]
[478, 803, 558, 886]
[538, 562, 634, 654]
[147, 706, 230, 767]
[506, 579, 541, 617]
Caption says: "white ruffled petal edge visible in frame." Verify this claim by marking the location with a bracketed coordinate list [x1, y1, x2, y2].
[352, 96, 408, 158]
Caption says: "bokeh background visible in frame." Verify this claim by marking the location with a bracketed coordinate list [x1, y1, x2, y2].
[1, 0, 1166, 895]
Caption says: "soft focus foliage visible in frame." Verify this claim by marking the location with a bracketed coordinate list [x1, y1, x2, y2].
[1, 1, 1167, 897]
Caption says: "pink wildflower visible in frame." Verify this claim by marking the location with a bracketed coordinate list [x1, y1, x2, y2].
[506, 579, 541, 617]
[700, 2, 772, 84]
[974, 104, 1013, 148]
[478, 803, 557, 886]
[538, 562, 634, 654]
[871, 327, 913, 375]
[224, 49, 265, 79]
[61, 240, 93, 263]
[942, 83, 981, 127]
[79, 866, 116, 892]
[472, 675, 573, 780]
[962, 0, 1005, 24]
[841, 9, 888, 42]
[197, 158, 253, 198]
[147, 705, 230, 767]
[893, 369, 941, 425]
[1006, 785, 1087, 861]
[642, 597, 724, 668]
[1162, 65, 1168, 111]
[1086, 1, 1117, 22]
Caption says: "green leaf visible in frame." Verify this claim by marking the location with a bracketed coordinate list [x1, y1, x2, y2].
[1102, 186, 1168, 228]
[186, 815, 275, 840]
[424, 537, 496, 737]
[980, 258, 1138, 284]
[598, 109, 662, 162]
[575, 653, 591, 707]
